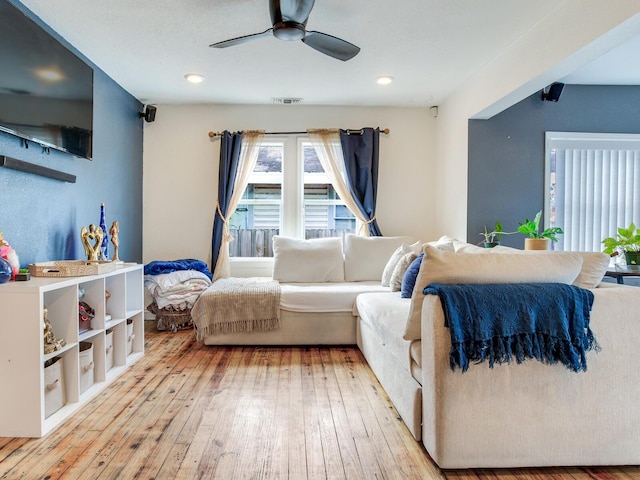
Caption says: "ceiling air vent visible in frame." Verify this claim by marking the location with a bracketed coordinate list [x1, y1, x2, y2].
[271, 97, 303, 105]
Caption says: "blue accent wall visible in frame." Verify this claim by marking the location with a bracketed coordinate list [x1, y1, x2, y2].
[468, 84, 640, 248]
[0, 1, 142, 267]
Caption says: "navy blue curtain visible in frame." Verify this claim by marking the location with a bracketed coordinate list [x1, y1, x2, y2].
[211, 131, 243, 272]
[340, 127, 383, 236]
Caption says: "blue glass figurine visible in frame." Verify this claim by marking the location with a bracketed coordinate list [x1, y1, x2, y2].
[99, 203, 109, 261]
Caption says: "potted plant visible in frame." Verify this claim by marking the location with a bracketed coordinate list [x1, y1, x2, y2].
[479, 221, 504, 248]
[517, 211, 563, 250]
[602, 222, 640, 270]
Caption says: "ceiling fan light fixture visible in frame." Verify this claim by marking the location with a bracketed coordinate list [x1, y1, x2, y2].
[273, 22, 305, 41]
[376, 76, 394, 85]
[184, 73, 205, 84]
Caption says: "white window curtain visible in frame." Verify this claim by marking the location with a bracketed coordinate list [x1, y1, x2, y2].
[547, 132, 640, 252]
[307, 129, 371, 236]
[214, 130, 265, 280]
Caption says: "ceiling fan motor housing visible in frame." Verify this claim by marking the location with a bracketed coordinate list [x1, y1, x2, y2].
[210, 0, 360, 61]
[273, 21, 306, 41]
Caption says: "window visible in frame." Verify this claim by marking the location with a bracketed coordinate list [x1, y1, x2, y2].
[229, 138, 355, 257]
[229, 142, 282, 257]
[545, 132, 640, 252]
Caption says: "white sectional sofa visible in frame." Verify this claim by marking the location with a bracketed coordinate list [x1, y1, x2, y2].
[199, 234, 640, 468]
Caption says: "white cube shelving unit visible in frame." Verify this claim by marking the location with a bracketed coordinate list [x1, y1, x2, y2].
[0, 263, 144, 437]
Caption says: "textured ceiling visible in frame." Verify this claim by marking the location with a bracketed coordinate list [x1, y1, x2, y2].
[16, 0, 640, 107]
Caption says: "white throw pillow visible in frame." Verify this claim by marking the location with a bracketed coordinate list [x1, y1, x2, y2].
[381, 241, 421, 287]
[272, 236, 344, 283]
[403, 245, 584, 340]
[344, 234, 413, 282]
[426, 235, 457, 252]
[573, 252, 610, 289]
[492, 246, 610, 289]
[453, 242, 492, 254]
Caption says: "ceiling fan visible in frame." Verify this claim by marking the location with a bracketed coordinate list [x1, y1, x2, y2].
[209, 0, 360, 61]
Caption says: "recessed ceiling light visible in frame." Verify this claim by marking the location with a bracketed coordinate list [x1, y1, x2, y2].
[376, 75, 394, 85]
[184, 73, 205, 84]
[35, 67, 64, 82]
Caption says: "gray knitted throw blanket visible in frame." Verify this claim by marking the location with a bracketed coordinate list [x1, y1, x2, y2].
[192, 277, 281, 339]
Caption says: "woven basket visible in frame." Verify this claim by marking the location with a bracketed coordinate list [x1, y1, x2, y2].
[147, 301, 193, 332]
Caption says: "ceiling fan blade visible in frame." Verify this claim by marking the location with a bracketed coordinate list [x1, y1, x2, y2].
[270, 0, 315, 25]
[302, 31, 360, 61]
[210, 28, 273, 49]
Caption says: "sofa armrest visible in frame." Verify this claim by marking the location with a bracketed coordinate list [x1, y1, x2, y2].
[420, 284, 640, 469]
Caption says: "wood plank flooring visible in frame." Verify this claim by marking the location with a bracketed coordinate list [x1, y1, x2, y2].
[1, 322, 639, 479]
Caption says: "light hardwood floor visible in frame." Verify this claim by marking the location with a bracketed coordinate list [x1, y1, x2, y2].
[1, 322, 639, 480]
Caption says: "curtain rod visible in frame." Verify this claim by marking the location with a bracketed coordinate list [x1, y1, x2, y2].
[207, 128, 390, 138]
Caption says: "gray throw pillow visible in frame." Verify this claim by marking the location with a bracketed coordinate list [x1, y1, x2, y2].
[390, 252, 418, 292]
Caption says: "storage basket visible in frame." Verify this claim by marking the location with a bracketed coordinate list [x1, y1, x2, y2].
[79, 342, 94, 394]
[147, 301, 193, 332]
[126, 319, 134, 356]
[44, 356, 65, 418]
[105, 329, 114, 371]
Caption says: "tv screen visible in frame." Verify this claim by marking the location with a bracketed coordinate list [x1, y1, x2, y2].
[0, 0, 93, 159]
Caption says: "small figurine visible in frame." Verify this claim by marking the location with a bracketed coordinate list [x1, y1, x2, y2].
[81, 224, 104, 261]
[43, 306, 66, 354]
[99, 203, 109, 260]
[109, 221, 120, 261]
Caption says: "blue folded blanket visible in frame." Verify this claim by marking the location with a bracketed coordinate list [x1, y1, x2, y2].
[144, 259, 213, 280]
[423, 283, 598, 373]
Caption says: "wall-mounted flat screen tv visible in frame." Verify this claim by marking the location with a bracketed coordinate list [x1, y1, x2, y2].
[0, 0, 93, 159]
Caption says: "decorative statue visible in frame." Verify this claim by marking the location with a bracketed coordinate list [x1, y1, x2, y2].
[109, 221, 120, 261]
[81, 224, 104, 261]
[99, 203, 109, 260]
[43, 306, 66, 354]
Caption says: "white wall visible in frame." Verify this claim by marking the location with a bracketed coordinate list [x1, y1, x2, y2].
[433, 2, 640, 241]
[142, 104, 435, 266]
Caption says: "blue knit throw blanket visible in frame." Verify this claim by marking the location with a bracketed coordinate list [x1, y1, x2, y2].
[144, 259, 213, 280]
[422, 283, 598, 373]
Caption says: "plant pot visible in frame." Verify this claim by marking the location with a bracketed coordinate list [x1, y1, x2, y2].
[624, 251, 640, 271]
[524, 238, 550, 251]
[483, 242, 500, 248]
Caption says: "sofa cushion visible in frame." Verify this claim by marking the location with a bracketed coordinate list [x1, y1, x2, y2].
[427, 235, 457, 252]
[280, 281, 389, 312]
[390, 252, 417, 292]
[381, 241, 421, 287]
[492, 246, 610, 289]
[403, 245, 584, 340]
[401, 252, 424, 298]
[356, 292, 417, 381]
[272, 236, 344, 283]
[573, 252, 610, 288]
[344, 234, 412, 281]
[453, 241, 493, 253]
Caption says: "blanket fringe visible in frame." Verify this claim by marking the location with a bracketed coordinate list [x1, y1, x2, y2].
[196, 317, 280, 341]
[451, 330, 600, 373]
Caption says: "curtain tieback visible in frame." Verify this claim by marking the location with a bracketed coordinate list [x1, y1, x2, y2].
[358, 214, 377, 235]
[215, 199, 234, 242]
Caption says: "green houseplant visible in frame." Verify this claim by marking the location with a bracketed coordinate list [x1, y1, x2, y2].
[479, 221, 504, 248]
[602, 222, 640, 270]
[517, 211, 563, 250]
